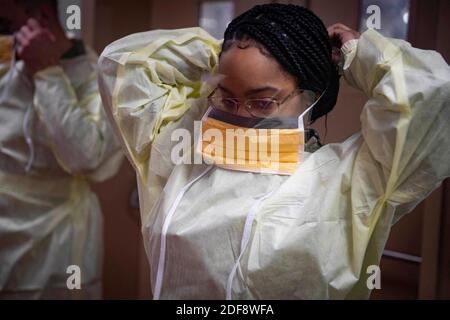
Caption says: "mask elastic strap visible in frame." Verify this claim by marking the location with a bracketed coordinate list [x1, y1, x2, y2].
[297, 86, 328, 131]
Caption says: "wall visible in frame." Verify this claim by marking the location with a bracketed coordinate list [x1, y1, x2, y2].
[81, 0, 153, 299]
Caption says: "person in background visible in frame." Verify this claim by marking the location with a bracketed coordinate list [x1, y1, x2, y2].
[0, 0, 123, 299]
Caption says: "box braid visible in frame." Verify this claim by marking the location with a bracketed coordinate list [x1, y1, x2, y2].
[222, 4, 340, 123]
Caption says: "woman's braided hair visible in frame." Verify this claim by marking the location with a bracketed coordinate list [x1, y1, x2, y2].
[222, 3, 340, 123]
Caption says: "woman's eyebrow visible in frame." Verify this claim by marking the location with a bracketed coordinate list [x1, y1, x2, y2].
[218, 84, 280, 96]
[217, 84, 235, 96]
[245, 86, 279, 96]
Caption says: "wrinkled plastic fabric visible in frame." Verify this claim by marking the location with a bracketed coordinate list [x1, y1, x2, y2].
[98, 27, 450, 299]
[0, 46, 123, 299]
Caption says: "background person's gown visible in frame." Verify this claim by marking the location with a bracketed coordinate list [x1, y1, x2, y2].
[0, 42, 123, 299]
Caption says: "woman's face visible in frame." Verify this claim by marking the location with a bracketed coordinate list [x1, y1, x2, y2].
[218, 44, 304, 118]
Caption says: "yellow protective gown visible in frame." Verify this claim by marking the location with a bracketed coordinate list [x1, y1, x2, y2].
[98, 27, 450, 299]
[0, 42, 123, 299]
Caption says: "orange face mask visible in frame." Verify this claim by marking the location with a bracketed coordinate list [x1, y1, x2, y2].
[197, 106, 314, 175]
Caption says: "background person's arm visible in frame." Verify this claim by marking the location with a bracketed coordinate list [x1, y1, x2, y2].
[16, 17, 123, 180]
[33, 62, 123, 181]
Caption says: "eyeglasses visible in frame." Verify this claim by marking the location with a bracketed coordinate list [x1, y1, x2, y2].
[207, 87, 303, 118]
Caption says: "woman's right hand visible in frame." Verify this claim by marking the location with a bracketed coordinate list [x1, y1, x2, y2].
[327, 23, 360, 64]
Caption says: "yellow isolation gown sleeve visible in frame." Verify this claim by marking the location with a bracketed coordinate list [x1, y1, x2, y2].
[98, 27, 221, 223]
[342, 30, 450, 297]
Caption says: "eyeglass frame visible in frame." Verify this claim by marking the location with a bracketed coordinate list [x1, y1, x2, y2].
[206, 86, 308, 118]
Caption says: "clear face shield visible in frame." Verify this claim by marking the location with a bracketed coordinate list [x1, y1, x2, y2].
[197, 74, 326, 175]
